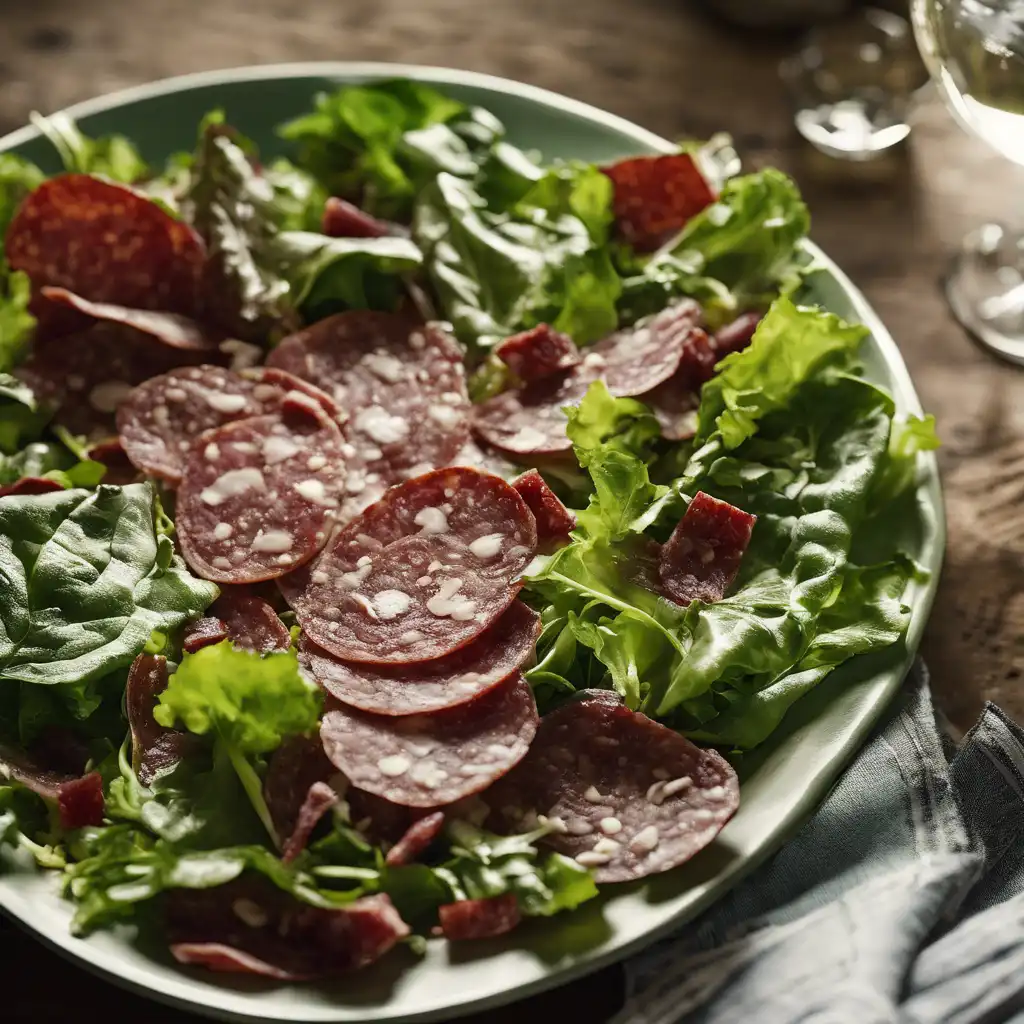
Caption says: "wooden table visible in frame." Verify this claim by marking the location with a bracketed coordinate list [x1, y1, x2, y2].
[2, 0, 1021, 1018]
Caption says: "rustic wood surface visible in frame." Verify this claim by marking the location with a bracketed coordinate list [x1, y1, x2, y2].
[1, 0, 1021, 1019]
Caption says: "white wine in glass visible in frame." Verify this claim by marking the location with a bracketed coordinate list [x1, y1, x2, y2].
[912, 0, 1024, 362]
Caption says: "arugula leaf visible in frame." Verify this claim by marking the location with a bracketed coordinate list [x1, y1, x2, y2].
[415, 171, 620, 350]
[0, 483, 218, 688]
[30, 112, 148, 182]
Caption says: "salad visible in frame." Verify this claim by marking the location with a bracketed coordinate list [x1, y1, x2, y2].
[0, 79, 937, 981]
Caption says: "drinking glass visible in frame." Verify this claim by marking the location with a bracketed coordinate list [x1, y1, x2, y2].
[912, 0, 1024, 363]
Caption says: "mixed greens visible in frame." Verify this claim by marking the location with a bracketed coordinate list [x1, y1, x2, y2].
[0, 79, 936, 977]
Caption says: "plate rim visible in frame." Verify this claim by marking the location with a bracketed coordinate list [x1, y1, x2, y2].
[0, 60, 946, 1023]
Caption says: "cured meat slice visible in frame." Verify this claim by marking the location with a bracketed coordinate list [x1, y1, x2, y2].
[473, 302, 702, 459]
[384, 811, 446, 867]
[602, 153, 717, 252]
[713, 310, 762, 359]
[346, 787, 431, 846]
[126, 653, 195, 784]
[16, 324, 203, 438]
[452, 438, 518, 480]
[5, 174, 205, 329]
[512, 470, 576, 549]
[495, 325, 580, 382]
[211, 588, 291, 654]
[182, 617, 230, 653]
[658, 491, 756, 605]
[176, 402, 347, 584]
[642, 381, 700, 442]
[264, 735, 337, 850]
[322, 197, 393, 239]
[281, 782, 338, 863]
[0, 477, 64, 498]
[266, 312, 470, 504]
[438, 893, 521, 941]
[320, 674, 538, 808]
[40, 286, 220, 353]
[299, 600, 541, 716]
[56, 772, 105, 830]
[116, 365, 339, 486]
[166, 880, 409, 978]
[289, 467, 537, 664]
[488, 689, 739, 883]
[86, 439, 140, 486]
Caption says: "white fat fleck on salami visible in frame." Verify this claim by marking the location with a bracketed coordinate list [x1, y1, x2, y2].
[299, 601, 540, 716]
[177, 408, 347, 585]
[206, 392, 249, 414]
[286, 468, 537, 664]
[266, 313, 470, 507]
[293, 478, 337, 507]
[371, 590, 413, 620]
[487, 689, 738, 883]
[320, 674, 538, 807]
[220, 338, 263, 371]
[468, 533, 503, 559]
[263, 435, 302, 464]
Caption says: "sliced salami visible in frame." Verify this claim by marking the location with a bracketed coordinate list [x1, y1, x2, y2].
[40, 287, 220, 353]
[438, 893, 521, 941]
[264, 735, 337, 847]
[211, 588, 292, 654]
[166, 881, 409, 979]
[602, 153, 717, 252]
[299, 600, 540, 716]
[384, 811, 446, 867]
[512, 470, 576, 549]
[5, 174, 205, 330]
[642, 381, 700, 442]
[116, 365, 339, 486]
[0, 743, 104, 829]
[266, 312, 470, 502]
[495, 325, 580, 382]
[182, 617, 230, 653]
[451, 438, 518, 480]
[471, 374, 582, 458]
[488, 689, 739, 883]
[713, 310, 762, 359]
[126, 653, 195, 784]
[86, 439, 140, 486]
[321, 197, 393, 239]
[320, 673, 538, 808]
[346, 787, 433, 847]
[289, 467, 537, 664]
[0, 477, 64, 499]
[658, 491, 756, 605]
[176, 402, 347, 584]
[281, 782, 339, 863]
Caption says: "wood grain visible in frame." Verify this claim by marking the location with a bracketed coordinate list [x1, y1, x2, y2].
[1, 0, 1021, 1019]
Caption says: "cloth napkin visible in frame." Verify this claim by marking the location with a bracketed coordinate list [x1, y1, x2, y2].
[613, 662, 1024, 1024]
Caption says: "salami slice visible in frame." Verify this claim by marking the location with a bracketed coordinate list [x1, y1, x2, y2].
[603, 153, 717, 252]
[86, 439, 140, 486]
[0, 477, 64, 499]
[117, 365, 339, 486]
[0, 744, 104, 829]
[642, 381, 700, 442]
[264, 735, 337, 847]
[471, 373, 582, 458]
[299, 600, 540, 716]
[452, 438, 518, 480]
[40, 286, 220, 353]
[511, 470, 576, 549]
[320, 673, 538, 808]
[658, 491, 756, 605]
[322, 197, 393, 239]
[211, 588, 292, 654]
[6, 174, 205, 328]
[713, 310, 762, 359]
[166, 881, 409, 978]
[176, 403, 347, 584]
[289, 467, 537, 664]
[488, 689, 739, 883]
[282, 782, 338, 863]
[126, 653, 195, 784]
[266, 312, 470, 502]
[346, 787, 433, 847]
[438, 893, 521, 941]
[384, 811, 446, 867]
[182, 616, 230, 653]
[495, 325, 580, 382]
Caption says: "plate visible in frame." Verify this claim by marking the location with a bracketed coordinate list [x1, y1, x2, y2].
[0, 62, 945, 1024]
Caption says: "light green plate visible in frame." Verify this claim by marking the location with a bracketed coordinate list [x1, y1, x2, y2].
[0, 63, 944, 1024]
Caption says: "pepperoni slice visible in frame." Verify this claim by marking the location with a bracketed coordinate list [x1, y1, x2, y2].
[40, 287, 220, 353]
[266, 312, 470, 505]
[166, 881, 409, 978]
[384, 811, 446, 867]
[438, 893, 521, 941]
[495, 324, 580, 382]
[320, 674, 538, 808]
[211, 588, 292, 654]
[488, 689, 739, 883]
[288, 467, 537, 664]
[116, 365, 339, 486]
[603, 153, 717, 252]
[511, 470, 576, 549]
[5, 174, 204, 332]
[176, 402, 347, 584]
[299, 600, 541, 716]
[473, 302, 702, 458]
[658, 491, 756, 605]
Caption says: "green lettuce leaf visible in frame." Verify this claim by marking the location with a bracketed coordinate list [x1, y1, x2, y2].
[0, 483, 218, 688]
[30, 112, 148, 183]
[0, 154, 42, 372]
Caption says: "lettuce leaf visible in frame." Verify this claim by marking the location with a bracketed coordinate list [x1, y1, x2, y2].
[30, 112, 148, 183]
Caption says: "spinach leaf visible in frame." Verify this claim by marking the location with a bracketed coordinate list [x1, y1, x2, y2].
[0, 483, 218, 688]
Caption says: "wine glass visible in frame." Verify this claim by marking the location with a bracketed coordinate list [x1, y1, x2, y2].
[912, 0, 1024, 364]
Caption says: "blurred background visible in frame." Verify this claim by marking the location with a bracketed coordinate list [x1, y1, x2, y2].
[0, 0, 1021, 725]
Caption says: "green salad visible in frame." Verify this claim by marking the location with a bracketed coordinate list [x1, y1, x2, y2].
[0, 79, 937, 981]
